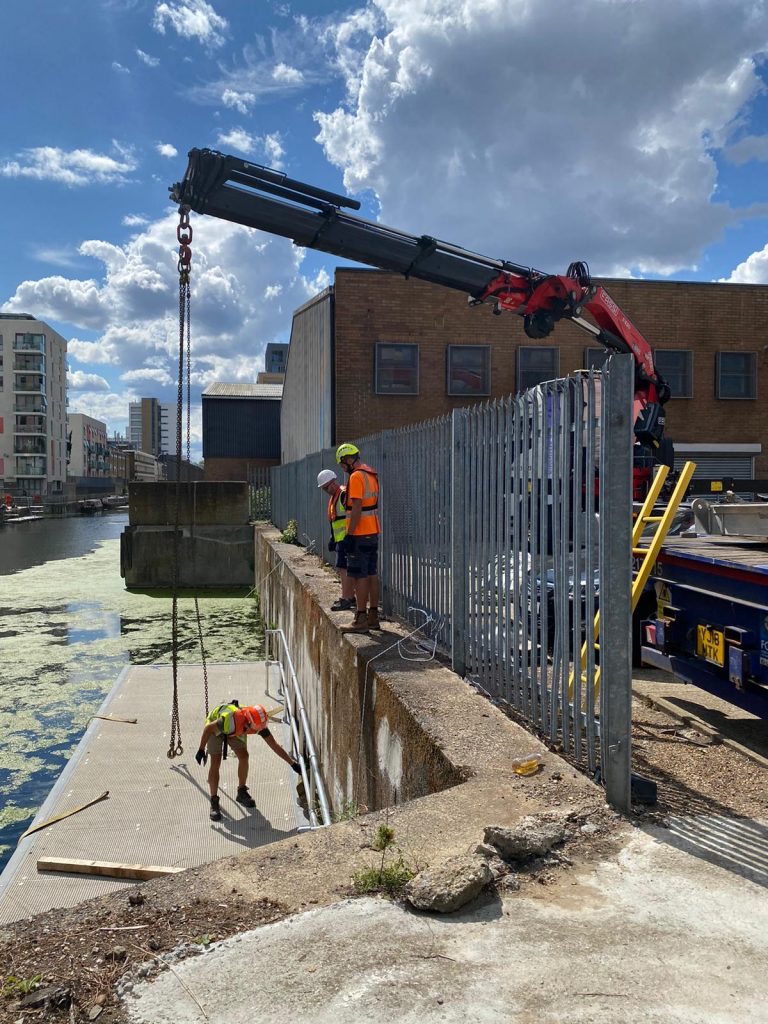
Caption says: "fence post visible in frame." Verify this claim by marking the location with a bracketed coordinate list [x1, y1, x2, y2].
[451, 409, 467, 676]
[600, 354, 633, 812]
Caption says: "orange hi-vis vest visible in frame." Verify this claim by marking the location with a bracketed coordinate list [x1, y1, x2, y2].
[207, 703, 269, 736]
[327, 486, 347, 543]
[346, 463, 380, 536]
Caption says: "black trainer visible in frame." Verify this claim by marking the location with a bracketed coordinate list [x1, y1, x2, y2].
[330, 597, 355, 612]
[209, 796, 222, 822]
[236, 786, 256, 808]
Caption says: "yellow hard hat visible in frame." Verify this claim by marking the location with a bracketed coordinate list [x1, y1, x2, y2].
[335, 443, 360, 464]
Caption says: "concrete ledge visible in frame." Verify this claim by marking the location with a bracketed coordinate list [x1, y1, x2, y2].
[128, 481, 249, 526]
[255, 526, 600, 814]
[121, 524, 255, 587]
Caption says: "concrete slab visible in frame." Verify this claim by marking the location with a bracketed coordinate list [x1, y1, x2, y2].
[123, 823, 768, 1024]
[0, 663, 305, 925]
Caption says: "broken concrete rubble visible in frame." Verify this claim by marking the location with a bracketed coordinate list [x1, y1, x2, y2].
[404, 854, 492, 913]
[484, 815, 568, 860]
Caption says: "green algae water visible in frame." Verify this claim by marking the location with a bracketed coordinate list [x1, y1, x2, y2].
[0, 512, 264, 871]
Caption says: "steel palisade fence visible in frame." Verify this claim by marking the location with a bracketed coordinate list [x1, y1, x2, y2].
[271, 355, 633, 810]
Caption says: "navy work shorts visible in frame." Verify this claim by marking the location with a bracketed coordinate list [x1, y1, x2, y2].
[345, 535, 379, 578]
[336, 537, 349, 570]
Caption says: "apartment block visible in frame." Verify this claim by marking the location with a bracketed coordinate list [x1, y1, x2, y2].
[128, 397, 176, 456]
[0, 313, 68, 497]
[67, 413, 109, 478]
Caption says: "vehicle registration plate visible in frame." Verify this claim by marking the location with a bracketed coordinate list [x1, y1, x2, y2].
[696, 625, 724, 667]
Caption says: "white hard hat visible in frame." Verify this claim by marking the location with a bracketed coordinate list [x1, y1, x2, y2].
[317, 469, 337, 488]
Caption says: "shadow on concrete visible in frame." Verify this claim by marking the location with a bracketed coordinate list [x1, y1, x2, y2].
[402, 888, 504, 924]
[657, 696, 768, 758]
[645, 815, 768, 890]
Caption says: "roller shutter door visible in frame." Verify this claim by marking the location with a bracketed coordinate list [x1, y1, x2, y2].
[674, 454, 754, 480]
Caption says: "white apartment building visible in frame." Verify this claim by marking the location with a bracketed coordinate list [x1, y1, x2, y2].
[0, 314, 68, 497]
[127, 398, 177, 456]
[67, 413, 109, 478]
[160, 402, 177, 456]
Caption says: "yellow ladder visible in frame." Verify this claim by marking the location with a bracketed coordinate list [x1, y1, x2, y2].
[569, 460, 697, 699]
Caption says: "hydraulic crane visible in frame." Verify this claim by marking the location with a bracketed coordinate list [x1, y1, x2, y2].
[170, 148, 674, 498]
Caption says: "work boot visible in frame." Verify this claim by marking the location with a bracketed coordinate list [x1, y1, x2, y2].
[330, 596, 355, 612]
[236, 786, 256, 808]
[367, 607, 381, 630]
[209, 796, 222, 822]
[344, 609, 370, 633]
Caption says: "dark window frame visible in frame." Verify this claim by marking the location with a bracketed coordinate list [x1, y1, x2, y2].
[716, 351, 757, 400]
[652, 348, 693, 399]
[374, 342, 419, 396]
[583, 347, 610, 370]
[446, 344, 491, 396]
[517, 346, 560, 392]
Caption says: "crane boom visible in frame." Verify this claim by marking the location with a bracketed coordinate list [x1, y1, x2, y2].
[170, 148, 674, 496]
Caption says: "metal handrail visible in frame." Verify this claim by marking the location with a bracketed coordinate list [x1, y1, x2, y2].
[264, 628, 331, 829]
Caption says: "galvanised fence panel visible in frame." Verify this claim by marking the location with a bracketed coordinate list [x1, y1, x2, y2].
[270, 356, 633, 809]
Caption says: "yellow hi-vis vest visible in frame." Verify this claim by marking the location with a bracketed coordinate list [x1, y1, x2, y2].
[328, 487, 347, 543]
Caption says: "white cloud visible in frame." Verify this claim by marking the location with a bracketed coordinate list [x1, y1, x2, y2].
[273, 62, 303, 84]
[222, 88, 255, 114]
[123, 214, 149, 227]
[152, 0, 228, 48]
[264, 132, 285, 168]
[120, 367, 174, 385]
[0, 144, 136, 187]
[721, 244, 768, 283]
[32, 246, 81, 269]
[314, 0, 768, 276]
[68, 370, 111, 391]
[136, 48, 160, 67]
[156, 142, 178, 158]
[2, 212, 323, 441]
[723, 134, 768, 165]
[216, 129, 257, 155]
[112, 61, 130, 74]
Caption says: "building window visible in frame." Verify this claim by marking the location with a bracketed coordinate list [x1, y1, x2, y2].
[716, 352, 757, 399]
[517, 347, 559, 391]
[583, 348, 609, 370]
[653, 349, 693, 398]
[446, 345, 491, 396]
[374, 343, 419, 395]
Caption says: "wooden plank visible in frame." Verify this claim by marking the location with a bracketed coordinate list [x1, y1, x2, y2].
[37, 857, 183, 881]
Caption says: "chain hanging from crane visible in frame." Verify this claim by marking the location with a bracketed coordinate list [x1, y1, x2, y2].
[167, 206, 210, 758]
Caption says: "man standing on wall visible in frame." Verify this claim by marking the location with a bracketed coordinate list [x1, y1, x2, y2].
[335, 443, 381, 633]
[317, 469, 356, 611]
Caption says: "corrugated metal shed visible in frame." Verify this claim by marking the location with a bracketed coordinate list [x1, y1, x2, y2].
[203, 383, 283, 399]
[281, 288, 334, 463]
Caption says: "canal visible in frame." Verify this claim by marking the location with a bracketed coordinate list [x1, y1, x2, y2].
[0, 512, 264, 872]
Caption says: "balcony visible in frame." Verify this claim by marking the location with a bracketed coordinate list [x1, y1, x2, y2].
[14, 437, 46, 455]
[14, 356, 45, 374]
[14, 374, 46, 395]
[14, 417, 47, 435]
[13, 334, 46, 353]
[16, 456, 47, 476]
[15, 396, 47, 414]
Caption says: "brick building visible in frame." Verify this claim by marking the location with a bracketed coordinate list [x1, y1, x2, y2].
[280, 269, 768, 479]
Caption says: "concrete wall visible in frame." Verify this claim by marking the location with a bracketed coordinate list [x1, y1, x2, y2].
[121, 524, 255, 587]
[128, 481, 249, 526]
[256, 526, 471, 814]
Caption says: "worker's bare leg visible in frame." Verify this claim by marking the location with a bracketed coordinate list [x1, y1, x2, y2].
[233, 746, 249, 788]
[355, 576, 371, 612]
[207, 754, 222, 798]
[339, 567, 355, 601]
[369, 574, 380, 610]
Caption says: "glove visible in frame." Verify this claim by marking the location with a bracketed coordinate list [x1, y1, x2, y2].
[328, 539, 337, 552]
[291, 761, 301, 774]
[195, 749, 208, 767]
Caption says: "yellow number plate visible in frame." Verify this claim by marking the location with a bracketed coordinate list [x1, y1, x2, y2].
[696, 625, 724, 667]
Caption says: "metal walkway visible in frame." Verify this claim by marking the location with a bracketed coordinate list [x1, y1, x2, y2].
[0, 663, 306, 925]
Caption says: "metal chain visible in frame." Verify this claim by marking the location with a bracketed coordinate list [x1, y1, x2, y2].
[167, 206, 192, 759]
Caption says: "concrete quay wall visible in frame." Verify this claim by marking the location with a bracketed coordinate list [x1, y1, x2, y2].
[255, 526, 557, 815]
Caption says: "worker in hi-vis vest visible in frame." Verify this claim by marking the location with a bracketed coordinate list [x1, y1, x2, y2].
[317, 468, 356, 612]
[335, 443, 382, 633]
[196, 702, 300, 821]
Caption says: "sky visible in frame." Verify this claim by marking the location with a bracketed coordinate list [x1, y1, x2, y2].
[2, 0, 768, 460]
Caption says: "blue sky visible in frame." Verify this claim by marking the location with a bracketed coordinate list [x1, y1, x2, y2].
[2, 0, 767, 457]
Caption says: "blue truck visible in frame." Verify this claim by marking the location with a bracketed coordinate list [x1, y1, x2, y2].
[640, 499, 768, 717]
